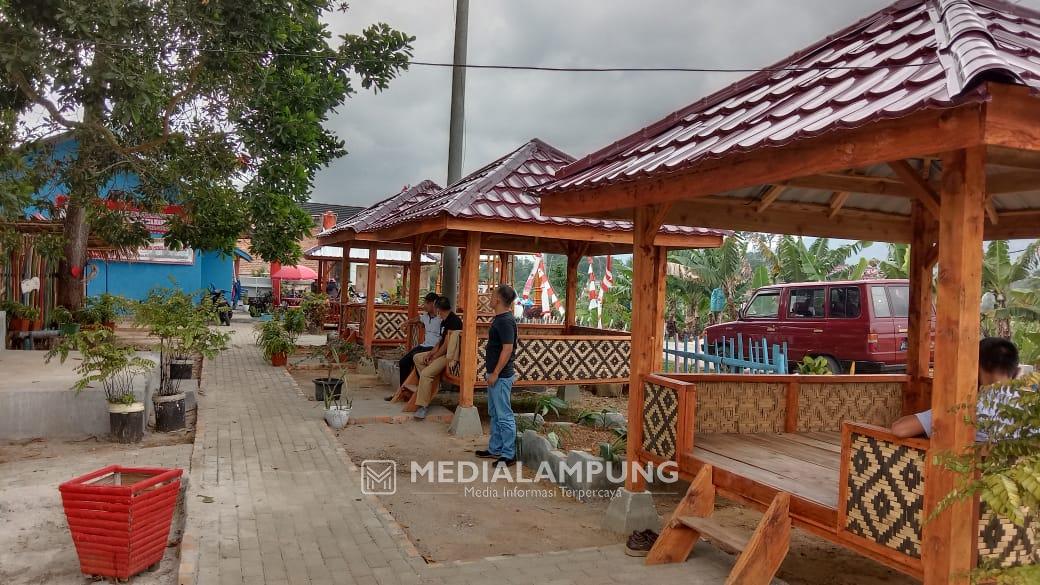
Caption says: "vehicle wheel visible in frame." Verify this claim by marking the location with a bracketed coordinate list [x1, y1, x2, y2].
[822, 356, 842, 375]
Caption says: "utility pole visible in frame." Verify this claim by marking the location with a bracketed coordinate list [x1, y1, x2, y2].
[442, 0, 468, 307]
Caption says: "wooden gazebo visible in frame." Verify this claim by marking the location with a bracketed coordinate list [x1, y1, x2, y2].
[540, 1, 1039, 583]
[320, 138, 725, 434]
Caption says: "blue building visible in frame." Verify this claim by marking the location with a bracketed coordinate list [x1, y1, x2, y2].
[29, 134, 237, 301]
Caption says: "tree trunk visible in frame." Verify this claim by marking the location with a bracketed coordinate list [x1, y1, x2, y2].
[996, 294, 1011, 339]
[58, 197, 89, 309]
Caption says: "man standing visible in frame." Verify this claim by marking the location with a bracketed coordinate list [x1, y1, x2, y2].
[387, 292, 442, 400]
[476, 284, 519, 467]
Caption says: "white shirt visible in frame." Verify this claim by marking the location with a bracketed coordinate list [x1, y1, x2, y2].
[420, 312, 442, 348]
[914, 385, 1019, 442]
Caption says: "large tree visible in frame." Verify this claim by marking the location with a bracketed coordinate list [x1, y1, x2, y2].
[0, 0, 413, 308]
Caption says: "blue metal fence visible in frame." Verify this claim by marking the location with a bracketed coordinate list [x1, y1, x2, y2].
[663, 334, 788, 374]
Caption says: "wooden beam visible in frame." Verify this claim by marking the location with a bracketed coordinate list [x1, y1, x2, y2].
[905, 202, 937, 415]
[458, 231, 482, 409]
[646, 465, 715, 565]
[406, 237, 423, 325]
[987, 144, 1040, 170]
[363, 247, 378, 354]
[985, 209, 1040, 240]
[725, 493, 791, 585]
[755, 185, 786, 213]
[339, 247, 351, 331]
[983, 83, 1040, 151]
[922, 147, 986, 585]
[626, 206, 668, 493]
[539, 103, 985, 217]
[984, 200, 1000, 225]
[888, 160, 941, 218]
[787, 172, 910, 196]
[564, 246, 581, 329]
[827, 191, 850, 219]
[658, 198, 913, 243]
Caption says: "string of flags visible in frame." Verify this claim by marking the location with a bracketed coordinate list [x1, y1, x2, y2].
[520, 254, 614, 321]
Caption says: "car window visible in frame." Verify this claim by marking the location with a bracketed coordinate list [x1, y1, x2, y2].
[744, 292, 780, 319]
[788, 287, 825, 318]
[870, 286, 891, 318]
[887, 285, 910, 318]
[828, 287, 861, 318]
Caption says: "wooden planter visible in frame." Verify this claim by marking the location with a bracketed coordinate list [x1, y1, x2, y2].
[59, 466, 182, 580]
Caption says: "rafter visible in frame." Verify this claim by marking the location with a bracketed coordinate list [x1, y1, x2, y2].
[755, 185, 787, 213]
[828, 191, 850, 218]
[888, 160, 941, 218]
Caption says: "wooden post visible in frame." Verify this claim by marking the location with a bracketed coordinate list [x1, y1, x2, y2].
[564, 248, 580, 330]
[498, 252, 511, 285]
[364, 247, 378, 354]
[627, 205, 669, 492]
[922, 147, 985, 585]
[339, 247, 351, 329]
[317, 260, 325, 293]
[407, 238, 422, 347]
[459, 232, 482, 408]
[906, 201, 938, 414]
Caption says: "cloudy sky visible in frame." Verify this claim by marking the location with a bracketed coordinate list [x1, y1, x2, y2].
[315, 0, 1040, 209]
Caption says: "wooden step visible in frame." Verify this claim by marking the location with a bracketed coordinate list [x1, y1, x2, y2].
[676, 516, 750, 555]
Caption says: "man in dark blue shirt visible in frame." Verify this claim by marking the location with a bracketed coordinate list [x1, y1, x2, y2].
[476, 284, 519, 467]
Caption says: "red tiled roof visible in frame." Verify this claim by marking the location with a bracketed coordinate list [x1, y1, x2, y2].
[365, 139, 727, 237]
[540, 0, 1040, 194]
[322, 179, 441, 236]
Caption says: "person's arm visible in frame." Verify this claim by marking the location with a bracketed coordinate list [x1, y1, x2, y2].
[487, 342, 513, 386]
[891, 413, 927, 438]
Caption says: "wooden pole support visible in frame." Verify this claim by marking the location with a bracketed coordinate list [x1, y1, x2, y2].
[364, 247, 378, 354]
[459, 231, 482, 408]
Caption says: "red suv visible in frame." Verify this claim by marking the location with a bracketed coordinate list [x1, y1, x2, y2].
[704, 279, 925, 374]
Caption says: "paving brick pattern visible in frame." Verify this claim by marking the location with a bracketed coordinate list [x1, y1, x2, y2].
[179, 322, 759, 585]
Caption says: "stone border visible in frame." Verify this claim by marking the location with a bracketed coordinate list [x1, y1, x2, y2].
[518, 429, 623, 500]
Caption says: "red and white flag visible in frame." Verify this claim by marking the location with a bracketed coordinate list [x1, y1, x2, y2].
[586, 256, 599, 310]
[600, 255, 614, 295]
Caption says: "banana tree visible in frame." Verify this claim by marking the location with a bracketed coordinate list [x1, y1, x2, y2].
[981, 240, 1040, 339]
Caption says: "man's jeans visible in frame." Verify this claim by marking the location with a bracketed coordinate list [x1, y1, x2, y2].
[399, 345, 432, 385]
[487, 374, 517, 460]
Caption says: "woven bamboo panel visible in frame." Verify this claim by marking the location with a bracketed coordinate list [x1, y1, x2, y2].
[797, 382, 902, 432]
[694, 382, 785, 433]
[373, 310, 407, 341]
[475, 337, 630, 383]
[477, 292, 493, 313]
[642, 382, 679, 460]
[978, 504, 1040, 568]
[843, 432, 925, 558]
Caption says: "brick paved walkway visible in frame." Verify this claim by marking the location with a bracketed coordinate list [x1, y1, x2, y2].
[178, 322, 767, 585]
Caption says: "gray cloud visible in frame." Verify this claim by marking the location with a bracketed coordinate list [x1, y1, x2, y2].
[315, 0, 1040, 206]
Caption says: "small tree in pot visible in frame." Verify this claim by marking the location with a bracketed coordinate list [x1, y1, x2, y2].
[133, 288, 230, 431]
[256, 320, 293, 366]
[47, 328, 155, 443]
[322, 375, 353, 430]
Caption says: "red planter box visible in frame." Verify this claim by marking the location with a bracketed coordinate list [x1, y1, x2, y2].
[59, 466, 183, 580]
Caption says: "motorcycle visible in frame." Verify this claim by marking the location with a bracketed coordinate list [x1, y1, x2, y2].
[209, 289, 232, 326]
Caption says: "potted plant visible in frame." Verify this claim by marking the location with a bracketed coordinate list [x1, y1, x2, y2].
[85, 293, 124, 330]
[133, 288, 230, 431]
[328, 337, 364, 373]
[300, 292, 329, 333]
[3, 300, 38, 332]
[281, 307, 306, 343]
[256, 319, 293, 366]
[47, 328, 155, 443]
[322, 379, 353, 430]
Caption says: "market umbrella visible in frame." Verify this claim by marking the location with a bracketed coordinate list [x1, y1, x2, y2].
[271, 265, 318, 281]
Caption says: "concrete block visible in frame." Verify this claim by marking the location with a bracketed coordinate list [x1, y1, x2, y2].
[602, 488, 661, 534]
[603, 412, 626, 429]
[594, 383, 625, 398]
[563, 450, 623, 498]
[448, 405, 483, 438]
[515, 412, 544, 426]
[556, 385, 580, 404]
[519, 429, 552, 468]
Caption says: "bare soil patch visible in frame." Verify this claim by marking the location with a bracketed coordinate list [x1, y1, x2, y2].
[0, 438, 192, 585]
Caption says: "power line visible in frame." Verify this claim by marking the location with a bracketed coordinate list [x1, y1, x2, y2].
[3, 40, 939, 74]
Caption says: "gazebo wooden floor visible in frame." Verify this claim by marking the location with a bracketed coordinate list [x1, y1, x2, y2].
[690, 432, 842, 511]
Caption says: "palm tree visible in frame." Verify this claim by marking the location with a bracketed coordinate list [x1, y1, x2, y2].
[981, 240, 1040, 339]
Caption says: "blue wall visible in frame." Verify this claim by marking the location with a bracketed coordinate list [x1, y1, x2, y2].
[29, 135, 235, 301]
[86, 251, 233, 301]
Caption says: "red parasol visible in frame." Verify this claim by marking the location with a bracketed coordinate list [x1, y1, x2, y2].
[270, 265, 318, 281]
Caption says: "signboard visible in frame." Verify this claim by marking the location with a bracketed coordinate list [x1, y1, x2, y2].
[134, 239, 194, 265]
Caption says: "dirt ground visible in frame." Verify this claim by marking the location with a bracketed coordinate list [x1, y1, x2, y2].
[0, 433, 192, 585]
[331, 377, 916, 585]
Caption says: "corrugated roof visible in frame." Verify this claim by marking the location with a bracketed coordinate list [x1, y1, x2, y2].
[364, 139, 726, 237]
[540, 0, 1040, 195]
[322, 180, 442, 236]
[299, 201, 365, 225]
